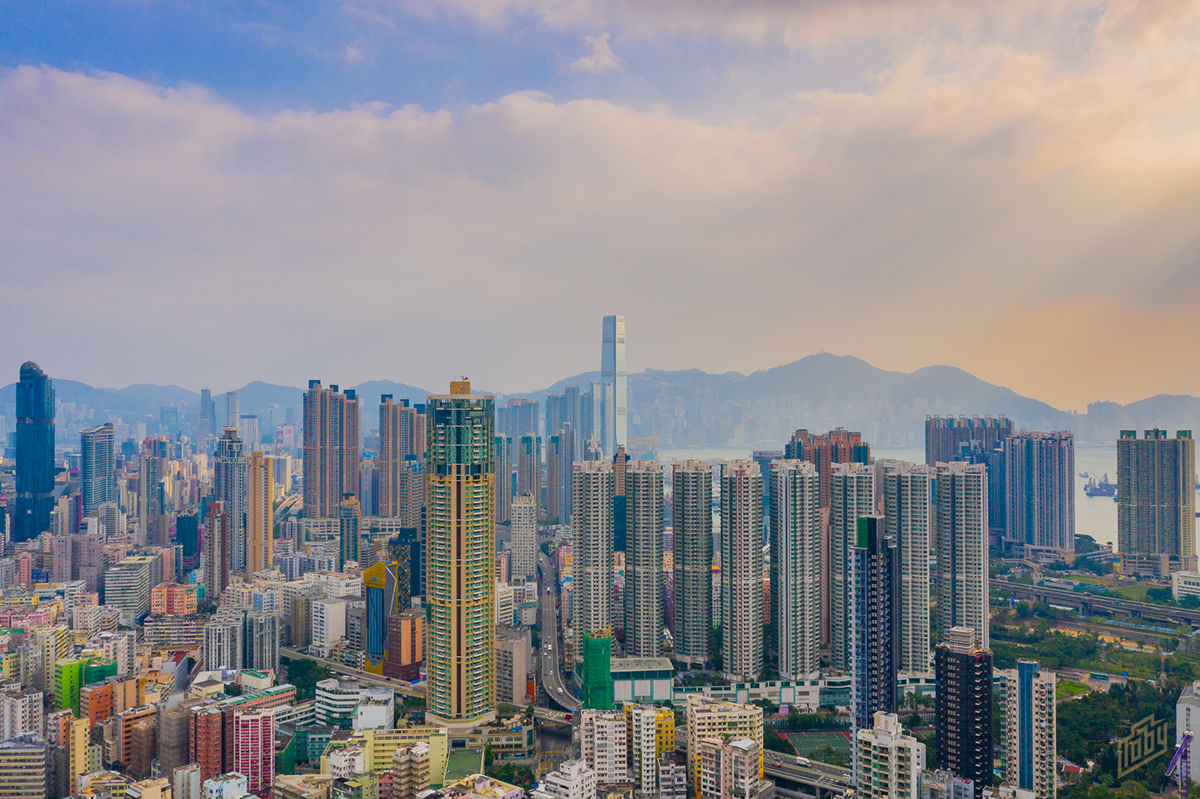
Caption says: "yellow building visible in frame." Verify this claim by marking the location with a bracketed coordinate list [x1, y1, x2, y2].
[320, 727, 449, 787]
[685, 696, 763, 797]
[624, 704, 675, 792]
[425, 381, 497, 732]
[248, 452, 275, 575]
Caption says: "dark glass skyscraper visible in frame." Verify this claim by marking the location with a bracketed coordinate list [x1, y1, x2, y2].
[15, 361, 55, 542]
[935, 626, 993, 786]
[851, 515, 898, 737]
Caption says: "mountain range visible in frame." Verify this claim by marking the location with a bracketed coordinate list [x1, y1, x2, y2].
[2, 354, 1198, 445]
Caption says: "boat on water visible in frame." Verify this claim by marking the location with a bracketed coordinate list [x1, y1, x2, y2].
[1083, 473, 1117, 498]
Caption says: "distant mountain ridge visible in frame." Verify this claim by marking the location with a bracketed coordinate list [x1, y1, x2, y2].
[2, 354, 1198, 445]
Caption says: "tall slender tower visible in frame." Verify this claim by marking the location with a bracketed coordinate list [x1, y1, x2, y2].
[339, 496, 361, 571]
[851, 515, 898, 738]
[247, 451, 274, 575]
[546, 427, 575, 526]
[1005, 430, 1075, 560]
[378, 396, 426, 524]
[879, 460, 933, 674]
[573, 461, 615, 659]
[721, 460, 763, 682]
[204, 500, 231, 602]
[998, 660, 1056, 799]
[14, 361, 55, 542]
[830, 462, 875, 671]
[770, 459, 821, 680]
[935, 461, 989, 649]
[600, 315, 627, 456]
[517, 435, 542, 516]
[425, 380, 496, 731]
[139, 436, 170, 548]
[302, 381, 360, 518]
[624, 461, 663, 658]
[672, 460, 713, 668]
[214, 428, 247, 572]
[493, 436, 513, 525]
[80, 422, 116, 515]
[935, 626, 993, 787]
[510, 494, 537, 583]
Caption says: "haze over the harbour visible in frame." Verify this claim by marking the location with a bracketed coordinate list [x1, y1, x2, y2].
[4, 1, 1200, 408]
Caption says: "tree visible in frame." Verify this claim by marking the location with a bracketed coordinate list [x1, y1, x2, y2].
[763, 727, 796, 756]
[787, 708, 801, 729]
[484, 743, 494, 770]
[283, 657, 331, 701]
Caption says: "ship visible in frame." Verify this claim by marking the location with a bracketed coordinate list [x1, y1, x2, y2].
[1083, 473, 1116, 498]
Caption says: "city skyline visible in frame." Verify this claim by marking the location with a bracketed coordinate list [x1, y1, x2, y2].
[4, 3, 1200, 406]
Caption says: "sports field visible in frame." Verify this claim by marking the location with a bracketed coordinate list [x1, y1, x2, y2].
[786, 730, 853, 760]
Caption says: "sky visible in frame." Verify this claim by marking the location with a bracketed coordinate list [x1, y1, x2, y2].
[2, 0, 1200, 409]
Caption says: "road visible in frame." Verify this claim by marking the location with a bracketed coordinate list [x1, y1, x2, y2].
[993, 578, 1200, 626]
[280, 646, 426, 699]
[537, 551, 582, 708]
[763, 750, 852, 798]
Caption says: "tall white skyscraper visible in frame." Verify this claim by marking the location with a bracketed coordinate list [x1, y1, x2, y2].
[80, 422, 116, 514]
[998, 661, 1057, 799]
[830, 461, 876, 671]
[770, 459, 821, 680]
[936, 461, 989, 649]
[879, 460, 933, 674]
[573, 461, 615, 659]
[600, 315, 626, 456]
[721, 459, 763, 682]
[624, 460, 663, 658]
[511, 494, 537, 583]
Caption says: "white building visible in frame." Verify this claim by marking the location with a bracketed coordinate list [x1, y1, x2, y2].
[935, 462, 989, 650]
[511, 495, 537, 583]
[202, 613, 244, 671]
[496, 583, 515, 626]
[311, 598, 347, 656]
[572, 462, 615, 660]
[721, 460, 764, 682]
[880, 460, 934, 674]
[770, 459, 821, 680]
[532, 759, 597, 799]
[831, 461, 877, 671]
[315, 677, 393, 730]
[1172, 571, 1200, 603]
[202, 772, 249, 799]
[1177, 680, 1200, 785]
[0, 687, 44, 740]
[998, 661, 1056, 799]
[580, 709, 628, 786]
[856, 712, 925, 799]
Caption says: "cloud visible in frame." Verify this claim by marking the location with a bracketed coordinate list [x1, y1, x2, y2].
[571, 32, 622, 72]
[3, 1, 1200, 407]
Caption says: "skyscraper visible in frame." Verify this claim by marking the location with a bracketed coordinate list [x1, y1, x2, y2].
[925, 415, 1013, 467]
[517, 434, 542, 517]
[785, 427, 870, 508]
[338, 497, 361, 571]
[246, 611, 281, 674]
[234, 708, 276, 795]
[935, 626, 993, 787]
[935, 462, 989, 649]
[624, 460, 664, 658]
[1117, 429, 1196, 576]
[203, 500, 231, 602]
[199, 388, 215, 440]
[246, 451, 274, 575]
[879, 460, 933, 674]
[497, 399, 539, 443]
[1005, 430, 1075, 560]
[15, 361, 55, 542]
[363, 560, 404, 659]
[770, 459, 821, 680]
[612, 445, 628, 553]
[303, 381, 360, 519]
[998, 660, 1057, 799]
[378, 396, 425, 525]
[80, 422, 116, 514]
[830, 461, 876, 671]
[493, 435, 513, 525]
[672, 460, 713, 668]
[573, 461, 615, 659]
[138, 436, 170, 548]
[546, 427, 574, 526]
[510, 494, 537, 584]
[214, 428, 247, 572]
[721, 459, 763, 682]
[425, 380, 496, 731]
[851, 516, 898, 738]
[600, 315, 627, 456]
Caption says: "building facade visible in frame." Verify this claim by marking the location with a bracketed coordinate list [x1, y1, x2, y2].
[624, 461, 664, 658]
[1117, 429, 1196, 576]
[1005, 431, 1075, 560]
[573, 461, 615, 660]
[935, 626, 992, 787]
[851, 516, 898, 737]
[830, 461, 876, 671]
[770, 459, 821, 680]
[935, 462, 989, 649]
[721, 460, 764, 682]
[673, 460, 713, 668]
[998, 661, 1056, 799]
[880, 460, 933, 674]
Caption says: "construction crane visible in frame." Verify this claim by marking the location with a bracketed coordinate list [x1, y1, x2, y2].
[1166, 730, 1192, 794]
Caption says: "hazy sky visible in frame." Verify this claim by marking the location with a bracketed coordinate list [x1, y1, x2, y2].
[3, 1, 1199, 409]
